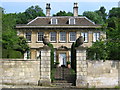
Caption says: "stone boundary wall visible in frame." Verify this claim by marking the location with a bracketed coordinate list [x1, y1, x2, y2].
[1, 59, 40, 85]
[87, 60, 119, 88]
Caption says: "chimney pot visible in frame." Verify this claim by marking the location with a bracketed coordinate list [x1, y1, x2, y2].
[46, 3, 51, 16]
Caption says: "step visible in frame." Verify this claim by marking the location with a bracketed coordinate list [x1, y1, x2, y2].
[52, 82, 73, 87]
[53, 80, 68, 83]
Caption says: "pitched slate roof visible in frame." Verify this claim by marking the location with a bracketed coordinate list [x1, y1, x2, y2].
[16, 16, 101, 29]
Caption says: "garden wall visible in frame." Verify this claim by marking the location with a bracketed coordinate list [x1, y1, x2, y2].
[1, 59, 40, 85]
[87, 60, 119, 88]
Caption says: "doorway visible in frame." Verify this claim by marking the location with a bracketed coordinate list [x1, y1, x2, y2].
[59, 53, 66, 67]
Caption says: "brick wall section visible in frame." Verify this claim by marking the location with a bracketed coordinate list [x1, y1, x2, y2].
[1, 59, 40, 85]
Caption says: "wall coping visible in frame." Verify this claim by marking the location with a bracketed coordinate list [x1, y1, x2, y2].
[0, 59, 39, 61]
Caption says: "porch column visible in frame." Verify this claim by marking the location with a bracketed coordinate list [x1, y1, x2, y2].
[76, 46, 88, 88]
[38, 45, 51, 86]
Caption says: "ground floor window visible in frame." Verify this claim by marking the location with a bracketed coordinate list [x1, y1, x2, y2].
[93, 32, 100, 42]
[81, 32, 88, 42]
[24, 50, 31, 59]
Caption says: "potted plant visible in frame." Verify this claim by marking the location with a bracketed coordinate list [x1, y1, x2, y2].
[67, 61, 71, 68]
[55, 61, 59, 68]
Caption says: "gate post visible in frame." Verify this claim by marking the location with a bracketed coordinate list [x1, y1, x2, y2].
[76, 46, 88, 88]
[38, 45, 51, 86]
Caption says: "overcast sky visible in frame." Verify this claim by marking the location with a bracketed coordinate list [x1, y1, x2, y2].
[1, 0, 119, 15]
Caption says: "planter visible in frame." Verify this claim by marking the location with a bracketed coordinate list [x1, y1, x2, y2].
[67, 64, 71, 68]
[67, 61, 71, 68]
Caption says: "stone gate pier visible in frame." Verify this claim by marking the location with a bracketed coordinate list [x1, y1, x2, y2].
[38, 45, 51, 86]
[76, 46, 88, 88]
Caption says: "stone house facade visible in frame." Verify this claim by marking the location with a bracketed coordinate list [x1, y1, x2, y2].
[16, 3, 106, 67]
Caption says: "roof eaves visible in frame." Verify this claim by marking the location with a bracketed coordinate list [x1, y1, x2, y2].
[16, 25, 101, 29]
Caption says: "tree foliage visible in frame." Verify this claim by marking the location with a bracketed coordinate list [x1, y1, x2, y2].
[53, 11, 73, 16]
[2, 11, 29, 58]
[16, 5, 45, 24]
[87, 7, 120, 60]
[83, 11, 104, 24]
[108, 7, 120, 18]
[87, 40, 108, 60]
[95, 6, 107, 22]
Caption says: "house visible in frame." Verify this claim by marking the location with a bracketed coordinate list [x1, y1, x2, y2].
[16, 3, 106, 67]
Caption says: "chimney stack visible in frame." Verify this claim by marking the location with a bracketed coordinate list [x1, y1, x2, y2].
[46, 3, 51, 16]
[73, 3, 78, 16]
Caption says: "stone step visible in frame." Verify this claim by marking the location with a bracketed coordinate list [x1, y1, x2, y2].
[53, 80, 68, 83]
[52, 82, 73, 87]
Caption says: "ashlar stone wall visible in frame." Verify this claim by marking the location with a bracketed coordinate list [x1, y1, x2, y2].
[76, 46, 119, 88]
[76, 46, 88, 88]
[87, 60, 119, 88]
[1, 60, 40, 85]
[38, 48, 51, 86]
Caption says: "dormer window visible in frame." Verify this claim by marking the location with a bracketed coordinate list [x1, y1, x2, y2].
[69, 18, 75, 24]
[51, 18, 57, 24]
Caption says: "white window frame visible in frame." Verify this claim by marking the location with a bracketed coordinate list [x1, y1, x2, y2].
[51, 18, 58, 24]
[37, 32, 44, 42]
[50, 32, 56, 42]
[93, 32, 100, 42]
[69, 18, 75, 24]
[59, 32, 66, 42]
[25, 32, 31, 42]
[81, 32, 88, 42]
[69, 32, 76, 42]
[24, 50, 31, 59]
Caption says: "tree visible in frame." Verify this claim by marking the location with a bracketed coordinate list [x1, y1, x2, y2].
[16, 5, 45, 24]
[53, 11, 73, 16]
[108, 7, 120, 18]
[83, 11, 104, 24]
[2, 12, 29, 58]
[87, 40, 108, 60]
[87, 7, 120, 60]
[95, 6, 107, 22]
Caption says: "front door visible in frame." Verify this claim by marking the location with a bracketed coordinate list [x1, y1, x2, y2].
[59, 53, 66, 67]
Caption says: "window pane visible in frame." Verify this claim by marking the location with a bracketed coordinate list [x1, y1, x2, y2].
[69, 18, 75, 24]
[81, 32, 88, 42]
[93, 33, 100, 42]
[51, 18, 57, 24]
[70, 32, 76, 41]
[50, 32, 56, 41]
[26, 32, 31, 41]
[93, 33, 96, 42]
[60, 32, 66, 42]
[38, 32, 44, 41]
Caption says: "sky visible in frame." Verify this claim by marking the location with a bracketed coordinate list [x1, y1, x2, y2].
[0, 0, 119, 15]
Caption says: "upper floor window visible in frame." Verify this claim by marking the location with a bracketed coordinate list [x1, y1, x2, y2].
[93, 32, 100, 42]
[69, 18, 75, 24]
[50, 32, 56, 42]
[25, 32, 31, 42]
[51, 18, 57, 24]
[69, 32, 76, 42]
[60, 32, 66, 42]
[81, 32, 88, 42]
[38, 32, 44, 42]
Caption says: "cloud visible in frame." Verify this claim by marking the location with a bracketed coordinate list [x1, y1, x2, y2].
[1, 0, 120, 2]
